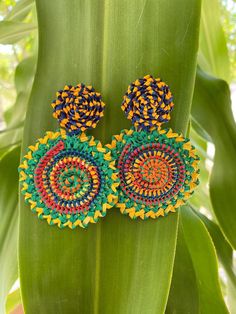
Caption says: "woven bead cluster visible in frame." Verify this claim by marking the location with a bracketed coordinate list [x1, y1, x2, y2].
[19, 130, 119, 228]
[121, 74, 174, 131]
[51, 83, 105, 134]
[108, 128, 200, 219]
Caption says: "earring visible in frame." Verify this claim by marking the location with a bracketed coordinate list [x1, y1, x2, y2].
[19, 83, 119, 229]
[108, 75, 200, 220]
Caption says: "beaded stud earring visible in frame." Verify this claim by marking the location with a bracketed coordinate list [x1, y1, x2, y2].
[19, 83, 119, 229]
[108, 75, 200, 220]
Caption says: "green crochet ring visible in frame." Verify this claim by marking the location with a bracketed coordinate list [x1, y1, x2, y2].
[19, 130, 119, 229]
[108, 127, 200, 220]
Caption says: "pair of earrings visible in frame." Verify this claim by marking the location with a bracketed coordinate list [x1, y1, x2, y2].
[19, 75, 200, 229]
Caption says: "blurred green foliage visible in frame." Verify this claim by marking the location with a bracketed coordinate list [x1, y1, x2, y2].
[0, 0, 35, 128]
[221, 0, 236, 81]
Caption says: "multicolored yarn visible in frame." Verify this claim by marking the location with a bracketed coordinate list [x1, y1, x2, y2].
[121, 74, 174, 131]
[108, 128, 200, 220]
[51, 83, 105, 134]
[19, 130, 119, 228]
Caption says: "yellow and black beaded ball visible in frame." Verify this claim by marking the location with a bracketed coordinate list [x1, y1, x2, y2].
[121, 74, 174, 131]
[51, 83, 105, 134]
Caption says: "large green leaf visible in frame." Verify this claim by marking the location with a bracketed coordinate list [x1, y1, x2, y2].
[195, 205, 236, 313]
[180, 206, 228, 313]
[0, 147, 20, 314]
[166, 224, 199, 314]
[192, 68, 236, 249]
[166, 206, 229, 313]
[195, 209, 236, 288]
[19, 0, 201, 312]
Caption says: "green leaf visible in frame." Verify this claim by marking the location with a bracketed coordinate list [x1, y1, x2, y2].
[0, 147, 20, 314]
[5, 0, 34, 22]
[19, 0, 201, 312]
[192, 67, 236, 249]
[0, 21, 36, 44]
[195, 209, 236, 289]
[194, 207, 236, 312]
[166, 206, 230, 313]
[5, 56, 36, 127]
[199, 0, 230, 82]
[191, 117, 212, 142]
[166, 225, 199, 314]
[180, 206, 228, 313]
[0, 56, 36, 157]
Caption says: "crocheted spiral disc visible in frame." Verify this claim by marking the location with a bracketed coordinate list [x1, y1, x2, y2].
[121, 75, 174, 131]
[108, 128, 200, 220]
[19, 130, 119, 228]
[51, 83, 105, 134]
